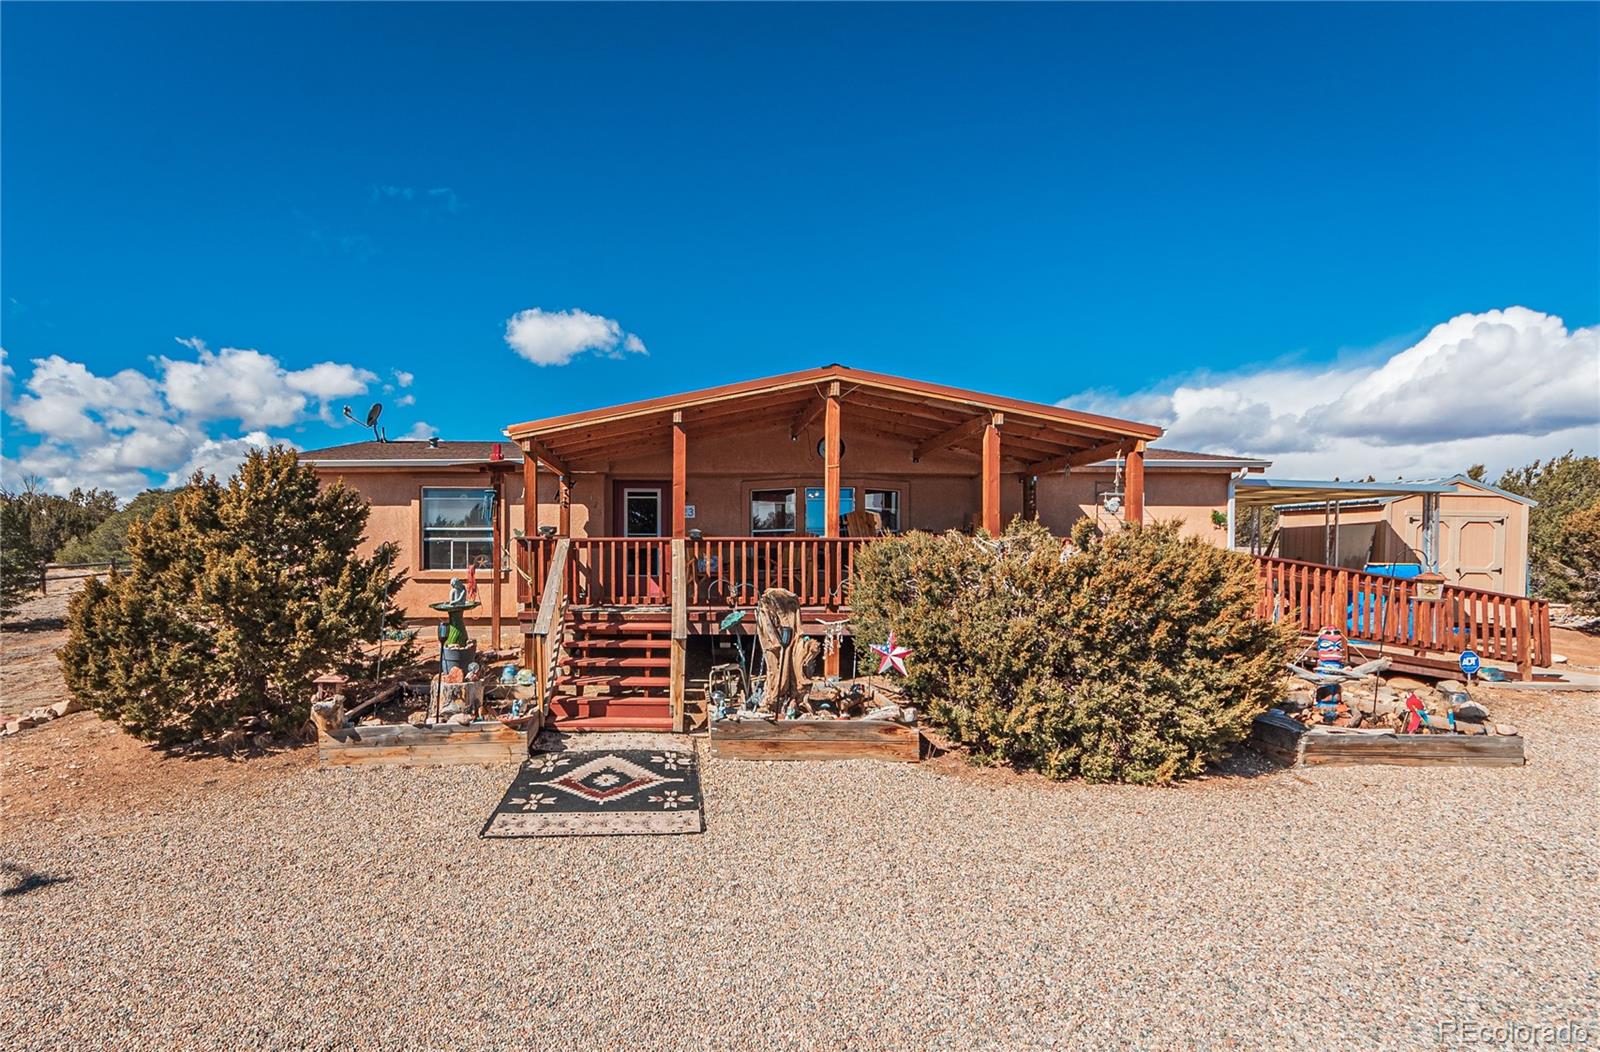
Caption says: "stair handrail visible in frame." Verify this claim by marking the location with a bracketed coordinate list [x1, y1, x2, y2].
[530, 538, 571, 713]
[670, 538, 687, 731]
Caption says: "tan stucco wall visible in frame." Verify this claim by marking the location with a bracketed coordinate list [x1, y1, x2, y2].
[1036, 469, 1234, 544]
[313, 465, 533, 647]
[1276, 485, 1530, 594]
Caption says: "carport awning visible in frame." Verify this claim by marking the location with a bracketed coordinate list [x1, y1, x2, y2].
[1233, 477, 1456, 510]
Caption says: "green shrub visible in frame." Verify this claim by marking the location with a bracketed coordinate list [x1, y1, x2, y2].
[59, 447, 413, 744]
[850, 518, 1291, 784]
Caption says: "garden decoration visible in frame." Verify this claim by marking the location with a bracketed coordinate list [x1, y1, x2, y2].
[871, 630, 911, 676]
[430, 577, 481, 678]
[755, 588, 807, 714]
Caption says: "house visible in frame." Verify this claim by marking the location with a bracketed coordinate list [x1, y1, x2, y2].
[1273, 474, 1535, 595]
[304, 367, 1269, 642]
[304, 364, 1555, 725]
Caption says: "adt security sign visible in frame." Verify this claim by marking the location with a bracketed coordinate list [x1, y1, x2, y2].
[1458, 649, 1482, 678]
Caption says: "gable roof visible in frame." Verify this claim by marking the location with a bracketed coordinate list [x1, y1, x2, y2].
[300, 440, 521, 467]
[1079, 446, 1271, 471]
[504, 364, 1163, 472]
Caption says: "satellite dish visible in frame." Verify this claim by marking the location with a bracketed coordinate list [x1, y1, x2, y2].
[342, 402, 387, 441]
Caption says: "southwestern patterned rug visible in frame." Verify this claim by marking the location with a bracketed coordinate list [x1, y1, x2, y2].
[481, 745, 704, 838]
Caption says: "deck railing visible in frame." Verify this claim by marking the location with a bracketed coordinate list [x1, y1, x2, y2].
[1254, 555, 1552, 676]
[514, 535, 870, 609]
[514, 538, 1553, 677]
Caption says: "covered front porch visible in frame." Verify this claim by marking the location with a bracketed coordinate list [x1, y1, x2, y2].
[503, 365, 1162, 729]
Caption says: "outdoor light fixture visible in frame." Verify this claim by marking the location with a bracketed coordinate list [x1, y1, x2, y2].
[816, 438, 846, 460]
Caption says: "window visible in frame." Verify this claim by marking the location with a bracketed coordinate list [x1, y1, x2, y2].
[803, 487, 855, 535]
[863, 489, 900, 533]
[421, 487, 494, 571]
[623, 488, 662, 538]
[750, 489, 796, 535]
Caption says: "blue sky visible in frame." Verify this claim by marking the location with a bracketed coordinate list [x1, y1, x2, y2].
[3, 2, 1596, 494]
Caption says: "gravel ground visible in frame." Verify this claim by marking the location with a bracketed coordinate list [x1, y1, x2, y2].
[4, 689, 1597, 1051]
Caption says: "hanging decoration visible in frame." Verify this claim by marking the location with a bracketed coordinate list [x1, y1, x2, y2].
[871, 630, 912, 676]
[817, 615, 849, 657]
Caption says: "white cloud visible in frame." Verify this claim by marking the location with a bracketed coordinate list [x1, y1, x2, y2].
[503, 307, 649, 367]
[395, 394, 416, 407]
[1063, 307, 1600, 480]
[392, 369, 414, 388]
[2, 338, 391, 495]
[163, 431, 283, 487]
[399, 421, 437, 440]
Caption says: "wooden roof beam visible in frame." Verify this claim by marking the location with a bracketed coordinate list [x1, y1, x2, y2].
[1025, 438, 1131, 477]
[913, 413, 1000, 463]
[521, 438, 570, 477]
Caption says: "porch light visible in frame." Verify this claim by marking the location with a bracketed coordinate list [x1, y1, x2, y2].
[816, 438, 845, 460]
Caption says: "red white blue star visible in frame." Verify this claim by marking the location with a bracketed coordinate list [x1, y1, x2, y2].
[871, 631, 912, 676]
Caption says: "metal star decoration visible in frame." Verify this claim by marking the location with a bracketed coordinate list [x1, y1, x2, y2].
[871, 630, 912, 675]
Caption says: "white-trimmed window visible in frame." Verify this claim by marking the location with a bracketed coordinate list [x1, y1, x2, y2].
[421, 487, 494, 570]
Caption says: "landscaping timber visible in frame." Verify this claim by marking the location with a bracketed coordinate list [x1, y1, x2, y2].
[709, 718, 921, 762]
[318, 719, 530, 767]
[1249, 711, 1525, 768]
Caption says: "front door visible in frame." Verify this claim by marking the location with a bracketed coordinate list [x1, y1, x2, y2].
[613, 482, 666, 600]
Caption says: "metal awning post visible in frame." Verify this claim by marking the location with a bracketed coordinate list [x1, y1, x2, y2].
[1422, 492, 1439, 572]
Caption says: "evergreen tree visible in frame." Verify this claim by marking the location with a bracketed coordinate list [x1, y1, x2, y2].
[55, 488, 182, 565]
[1497, 451, 1600, 600]
[59, 447, 413, 744]
[850, 518, 1290, 784]
[0, 481, 119, 618]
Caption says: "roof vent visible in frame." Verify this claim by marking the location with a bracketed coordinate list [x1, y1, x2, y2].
[428, 437, 440, 448]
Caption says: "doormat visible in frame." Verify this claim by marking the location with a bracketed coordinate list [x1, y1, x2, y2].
[480, 748, 703, 837]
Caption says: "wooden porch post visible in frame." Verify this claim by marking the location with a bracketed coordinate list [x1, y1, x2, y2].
[981, 413, 1001, 535]
[558, 474, 572, 536]
[1124, 440, 1146, 526]
[521, 452, 538, 672]
[490, 469, 504, 651]
[671, 410, 687, 539]
[522, 448, 539, 539]
[823, 381, 841, 538]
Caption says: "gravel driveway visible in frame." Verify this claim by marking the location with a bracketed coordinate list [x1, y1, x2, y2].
[5, 690, 1597, 1051]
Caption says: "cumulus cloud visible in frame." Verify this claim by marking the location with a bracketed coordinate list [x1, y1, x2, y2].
[1063, 307, 1599, 480]
[399, 421, 437, 440]
[2, 338, 388, 496]
[162, 431, 283, 487]
[503, 307, 649, 367]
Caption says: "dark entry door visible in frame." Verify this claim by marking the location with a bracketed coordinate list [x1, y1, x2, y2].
[613, 482, 666, 600]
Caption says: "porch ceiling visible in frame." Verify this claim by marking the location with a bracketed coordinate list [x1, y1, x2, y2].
[504, 364, 1163, 472]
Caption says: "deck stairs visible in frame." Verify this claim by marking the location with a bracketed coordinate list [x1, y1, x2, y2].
[546, 607, 675, 731]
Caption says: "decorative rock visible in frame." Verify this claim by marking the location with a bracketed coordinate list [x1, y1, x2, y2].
[359, 716, 384, 726]
[3, 720, 20, 735]
[448, 712, 474, 725]
[50, 698, 85, 717]
[1495, 723, 1519, 736]
[1453, 700, 1490, 722]
[406, 710, 428, 727]
[28, 707, 54, 723]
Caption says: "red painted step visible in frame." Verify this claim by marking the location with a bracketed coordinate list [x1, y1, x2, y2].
[568, 656, 671, 669]
[566, 639, 670, 650]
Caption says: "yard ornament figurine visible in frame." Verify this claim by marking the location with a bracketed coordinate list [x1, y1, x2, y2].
[871, 631, 911, 676]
